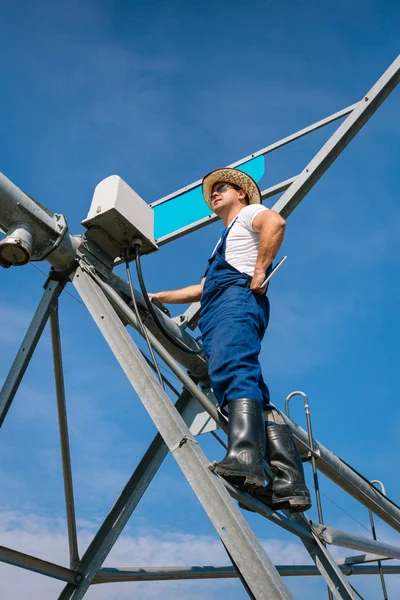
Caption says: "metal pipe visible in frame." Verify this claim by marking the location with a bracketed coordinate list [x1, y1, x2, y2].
[0, 545, 77, 584]
[50, 304, 80, 569]
[317, 524, 400, 561]
[0, 278, 65, 426]
[93, 563, 400, 583]
[336, 553, 392, 566]
[0, 173, 80, 270]
[0, 223, 33, 266]
[280, 411, 400, 533]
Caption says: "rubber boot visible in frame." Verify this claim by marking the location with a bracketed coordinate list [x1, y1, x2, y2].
[214, 398, 266, 493]
[256, 424, 311, 512]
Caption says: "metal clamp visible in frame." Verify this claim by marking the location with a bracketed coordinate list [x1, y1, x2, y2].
[170, 435, 199, 454]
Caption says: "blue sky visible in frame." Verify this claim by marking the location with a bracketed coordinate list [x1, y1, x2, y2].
[0, 0, 399, 598]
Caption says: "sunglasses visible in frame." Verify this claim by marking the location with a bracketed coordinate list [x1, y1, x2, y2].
[212, 183, 240, 194]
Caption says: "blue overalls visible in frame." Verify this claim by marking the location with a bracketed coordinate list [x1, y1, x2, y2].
[198, 217, 272, 411]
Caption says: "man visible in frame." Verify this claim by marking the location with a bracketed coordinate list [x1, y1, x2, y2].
[151, 168, 311, 512]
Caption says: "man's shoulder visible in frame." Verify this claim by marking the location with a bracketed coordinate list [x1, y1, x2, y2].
[238, 204, 269, 227]
[239, 204, 269, 217]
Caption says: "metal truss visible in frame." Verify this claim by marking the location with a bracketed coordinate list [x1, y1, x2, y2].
[0, 55, 399, 599]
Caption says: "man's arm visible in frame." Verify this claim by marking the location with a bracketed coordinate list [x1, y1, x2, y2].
[251, 209, 286, 294]
[150, 278, 205, 304]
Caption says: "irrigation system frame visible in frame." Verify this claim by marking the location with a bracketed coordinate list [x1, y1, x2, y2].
[0, 55, 399, 600]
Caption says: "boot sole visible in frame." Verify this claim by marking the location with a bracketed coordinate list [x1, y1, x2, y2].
[214, 465, 265, 494]
[239, 494, 312, 514]
[269, 495, 312, 513]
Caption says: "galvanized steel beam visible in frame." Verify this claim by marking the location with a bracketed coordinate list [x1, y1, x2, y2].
[0, 278, 65, 426]
[317, 523, 400, 561]
[0, 545, 77, 584]
[50, 305, 79, 569]
[273, 55, 400, 218]
[94, 563, 400, 583]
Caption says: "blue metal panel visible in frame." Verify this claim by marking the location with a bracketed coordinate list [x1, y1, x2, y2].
[153, 156, 265, 240]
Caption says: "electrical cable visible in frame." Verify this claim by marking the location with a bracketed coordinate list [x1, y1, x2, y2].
[123, 248, 165, 389]
[133, 242, 204, 356]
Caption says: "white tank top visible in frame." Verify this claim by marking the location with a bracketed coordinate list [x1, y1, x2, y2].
[212, 205, 269, 277]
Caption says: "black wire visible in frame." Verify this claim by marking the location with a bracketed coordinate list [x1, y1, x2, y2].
[134, 243, 204, 356]
[123, 248, 165, 389]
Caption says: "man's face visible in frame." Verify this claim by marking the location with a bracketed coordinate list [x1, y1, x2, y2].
[211, 182, 246, 213]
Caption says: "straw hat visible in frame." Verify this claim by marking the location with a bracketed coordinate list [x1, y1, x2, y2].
[202, 167, 262, 209]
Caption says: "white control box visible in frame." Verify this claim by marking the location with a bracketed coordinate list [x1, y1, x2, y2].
[82, 176, 158, 258]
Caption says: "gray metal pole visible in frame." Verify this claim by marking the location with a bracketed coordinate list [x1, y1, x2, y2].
[50, 304, 79, 569]
[0, 545, 77, 584]
[93, 563, 400, 583]
[62, 265, 294, 600]
[0, 173, 80, 271]
[272, 55, 400, 219]
[0, 278, 65, 426]
[317, 524, 400, 561]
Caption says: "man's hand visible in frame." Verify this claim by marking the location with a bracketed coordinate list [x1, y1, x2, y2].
[250, 269, 268, 295]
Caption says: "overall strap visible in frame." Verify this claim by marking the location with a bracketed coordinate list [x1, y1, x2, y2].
[203, 216, 239, 278]
[218, 216, 239, 256]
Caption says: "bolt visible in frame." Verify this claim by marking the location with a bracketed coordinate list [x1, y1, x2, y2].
[75, 574, 83, 583]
